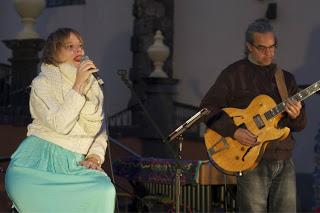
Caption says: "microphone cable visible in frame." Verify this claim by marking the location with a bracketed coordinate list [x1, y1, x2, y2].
[99, 83, 120, 213]
[101, 80, 145, 213]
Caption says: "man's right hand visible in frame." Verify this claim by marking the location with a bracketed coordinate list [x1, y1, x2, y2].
[234, 128, 258, 146]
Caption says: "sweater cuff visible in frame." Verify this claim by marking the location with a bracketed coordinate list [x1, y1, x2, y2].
[65, 89, 86, 109]
[206, 111, 237, 138]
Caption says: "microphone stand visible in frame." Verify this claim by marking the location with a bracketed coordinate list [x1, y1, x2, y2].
[117, 70, 210, 212]
[167, 108, 210, 213]
[117, 70, 177, 158]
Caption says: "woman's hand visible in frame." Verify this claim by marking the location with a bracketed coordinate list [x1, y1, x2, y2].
[79, 156, 103, 171]
[73, 60, 98, 95]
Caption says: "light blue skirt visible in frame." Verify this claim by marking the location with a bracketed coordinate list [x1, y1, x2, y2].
[5, 135, 116, 213]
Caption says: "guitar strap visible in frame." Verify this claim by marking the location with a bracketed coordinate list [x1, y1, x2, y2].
[275, 67, 289, 100]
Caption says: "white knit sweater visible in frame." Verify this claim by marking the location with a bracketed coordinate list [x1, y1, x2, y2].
[27, 63, 108, 163]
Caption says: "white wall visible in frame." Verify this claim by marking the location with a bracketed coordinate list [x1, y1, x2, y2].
[0, 0, 134, 115]
[174, 0, 320, 173]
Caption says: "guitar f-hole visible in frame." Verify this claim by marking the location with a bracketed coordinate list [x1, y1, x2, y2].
[242, 147, 252, 161]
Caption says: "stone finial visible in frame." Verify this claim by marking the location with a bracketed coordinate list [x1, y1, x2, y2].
[147, 30, 169, 78]
[13, 0, 46, 39]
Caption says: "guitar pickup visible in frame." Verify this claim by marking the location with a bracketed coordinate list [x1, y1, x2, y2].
[207, 136, 229, 155]
[253, 114, 265, 129]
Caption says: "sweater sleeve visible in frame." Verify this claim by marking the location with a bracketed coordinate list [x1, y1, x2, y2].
[29, 76, 86, 134]
[199, 69, 238, 137]
[86, 119, 108, 163]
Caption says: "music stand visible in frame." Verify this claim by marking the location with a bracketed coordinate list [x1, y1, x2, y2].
[168, 108, 210, 213]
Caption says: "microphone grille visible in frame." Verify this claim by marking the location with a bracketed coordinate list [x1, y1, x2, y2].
[80, 55, 90, 63]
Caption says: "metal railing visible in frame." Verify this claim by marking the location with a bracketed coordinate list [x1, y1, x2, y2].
[108, 102, 201, 138]
[143, 182, 236, 212]
[108, 106, 134, 127]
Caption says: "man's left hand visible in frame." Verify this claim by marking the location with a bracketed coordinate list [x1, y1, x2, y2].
[285, 99, 302, 119]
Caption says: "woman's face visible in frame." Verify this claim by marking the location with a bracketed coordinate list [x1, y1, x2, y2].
[56, 32, 84, 67]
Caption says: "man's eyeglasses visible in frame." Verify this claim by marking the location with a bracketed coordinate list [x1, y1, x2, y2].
[63, 43, 84, 52]
[250, 43, 277, 53]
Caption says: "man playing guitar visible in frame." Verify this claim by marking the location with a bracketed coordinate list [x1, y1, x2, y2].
[200, 19, 307, 212]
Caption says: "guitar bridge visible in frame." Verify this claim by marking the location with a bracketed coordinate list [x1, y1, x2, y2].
[207, 136, 229, 155]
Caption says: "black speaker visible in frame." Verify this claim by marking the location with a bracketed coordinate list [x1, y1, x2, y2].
[266, 3, 277, 20]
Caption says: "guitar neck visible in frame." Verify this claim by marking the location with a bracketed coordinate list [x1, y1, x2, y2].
[265, 80, 320, 120]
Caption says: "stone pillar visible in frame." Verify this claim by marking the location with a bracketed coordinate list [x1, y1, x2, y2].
[141, 77, 178, 157]
[130, 0, 174, 103]
[0, 39, 45, 125]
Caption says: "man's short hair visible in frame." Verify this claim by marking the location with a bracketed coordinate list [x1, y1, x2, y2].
[245, 19, 274, 44]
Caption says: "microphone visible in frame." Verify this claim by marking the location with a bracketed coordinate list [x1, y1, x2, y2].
[167, 108, 211, 142]
[80, 55, 104, 86]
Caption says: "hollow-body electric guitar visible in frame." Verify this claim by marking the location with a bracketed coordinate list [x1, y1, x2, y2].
[204, 81, 319, 175]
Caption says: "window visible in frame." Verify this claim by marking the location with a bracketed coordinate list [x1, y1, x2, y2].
[46, 0, 85, 8]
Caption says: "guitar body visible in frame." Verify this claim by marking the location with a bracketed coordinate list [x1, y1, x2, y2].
[204, 94, 290, 175]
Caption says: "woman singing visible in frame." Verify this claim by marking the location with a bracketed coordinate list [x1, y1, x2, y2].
[5, 28, 116, 212]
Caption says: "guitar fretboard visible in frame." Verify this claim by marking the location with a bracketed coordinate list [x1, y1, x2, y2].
[264, 80, 320, 120]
